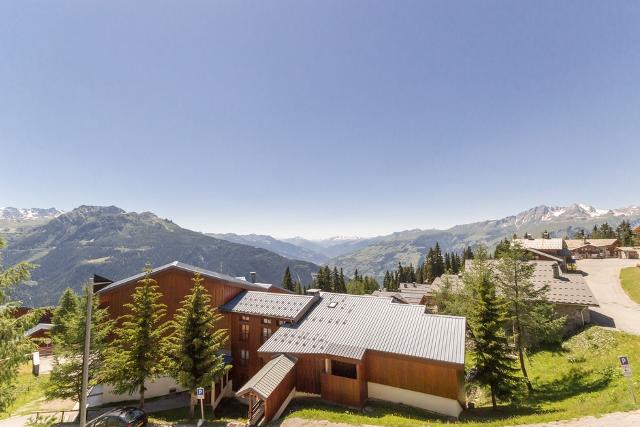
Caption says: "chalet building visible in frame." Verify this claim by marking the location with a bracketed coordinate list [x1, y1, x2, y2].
[565, 238, 620, 259]
[96, 261, 467, 423]
[513, 238, 571, 267]
[246, 291, 466, 422]
[617, 246, 640, 259]
[464, 260, 598, 332]
[371, 282, 436, 305]
[13, 307, 54, 354]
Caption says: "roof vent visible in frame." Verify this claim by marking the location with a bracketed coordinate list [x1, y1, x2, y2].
[328, 302, 338, 308]
[249, 272, 256, 283]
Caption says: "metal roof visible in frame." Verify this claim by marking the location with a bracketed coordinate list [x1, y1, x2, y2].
[565, 239, 619, 251]
[236, 354, 297, 400]
[220, 291, 318, 322]
[514, 238, 565, 251]
[96, 261, 279, 294]
[258, 293, 466, 365]
[465, 260, 598, 307]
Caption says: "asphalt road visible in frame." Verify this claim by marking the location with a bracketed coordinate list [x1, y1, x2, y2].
[578, 258, 640, 335]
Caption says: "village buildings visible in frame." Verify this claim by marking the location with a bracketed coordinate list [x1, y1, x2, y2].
[95, 261, 467, 424]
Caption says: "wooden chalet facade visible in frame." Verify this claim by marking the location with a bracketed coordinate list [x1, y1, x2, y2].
[96, 261, 467, 425]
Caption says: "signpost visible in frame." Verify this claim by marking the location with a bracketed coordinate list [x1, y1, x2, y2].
[196, 387, 205, 423]
[619, 356, 636, 404]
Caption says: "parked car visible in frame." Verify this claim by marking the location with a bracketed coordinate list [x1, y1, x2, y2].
[86, 407, 147, 427]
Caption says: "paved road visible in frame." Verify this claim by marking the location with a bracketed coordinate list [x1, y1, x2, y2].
[578, 258, 640, 335]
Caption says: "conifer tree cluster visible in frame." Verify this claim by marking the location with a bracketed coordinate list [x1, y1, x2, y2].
[571, 220, 635, 245]
[346, 269, 379, 295]
[47, 267, 229, 414]
[281, 266, 304, 293]
[314, 266, 346, 293]
[382, 243, 463, 290]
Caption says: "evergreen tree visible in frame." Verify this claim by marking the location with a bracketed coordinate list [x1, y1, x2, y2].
[466, 247, 520, 409]
[444, 252, 451, 273]
[495, 244, 565, 391]
[494, 238, 511, 259]
[617, 221, 634, 246]
[46, 283, 113, 405]
[293, 280, 303, 295]
[572, 229, 586, 239]
[281, 266, 294, 292]
[333, 268, 347, 293]
[51, 288, 79, 342]
[433, 243, 445, 279]
[0, 237, 39, 411]
[464, 246, 474, 260]
[363, 276, 379, 294]
[423, 248, 435, 284]
[103, 266, 171, 408]
[383, 271, 391, 290]
[167, 273, 229, 417]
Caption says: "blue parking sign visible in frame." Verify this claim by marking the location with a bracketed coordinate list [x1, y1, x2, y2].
[196, 387, 205, 399]
[620, 356, 629, 366]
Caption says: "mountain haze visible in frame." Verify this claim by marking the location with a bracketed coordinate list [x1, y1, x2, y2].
[328, 203, 640, 278]
[3, 206, 319, 306]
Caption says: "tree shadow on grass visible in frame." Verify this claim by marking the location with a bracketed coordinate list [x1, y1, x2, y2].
[528, 366, 614, 403]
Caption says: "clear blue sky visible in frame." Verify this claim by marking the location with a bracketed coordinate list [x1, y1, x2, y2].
[1, 1, 639, 239]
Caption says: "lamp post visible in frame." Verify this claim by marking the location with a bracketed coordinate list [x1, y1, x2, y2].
[79, 278, 93, 427]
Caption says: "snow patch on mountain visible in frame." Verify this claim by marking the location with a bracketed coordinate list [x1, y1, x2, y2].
[0, 207, 63, 221]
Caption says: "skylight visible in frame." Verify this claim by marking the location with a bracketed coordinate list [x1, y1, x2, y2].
[328, 302, 338, 308]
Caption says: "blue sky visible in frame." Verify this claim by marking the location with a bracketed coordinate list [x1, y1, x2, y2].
[1, 1, 639, 238]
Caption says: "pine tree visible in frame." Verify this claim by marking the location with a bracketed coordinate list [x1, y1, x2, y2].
[167, 273, 229, 417]
[0, 237, 39, 411]
[46, 283, 113, 405]
[337, 268, 347, 293]
[444, 253, 451, 273]
[496, 243, 565, 391]
[466, 247, 520, 409]
[433, 243, 445, 279]
[383, 271, 391, 290]
[51, 288, 79, 338]
[464, 246, 474, 260]
[363, 276, 379, 294]
[282, 266, 294, 292]
[103, 266, 171, 409]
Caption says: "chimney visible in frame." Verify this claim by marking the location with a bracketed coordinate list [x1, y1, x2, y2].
[552, 264, 560, 279]
[249, 272, 256, 283]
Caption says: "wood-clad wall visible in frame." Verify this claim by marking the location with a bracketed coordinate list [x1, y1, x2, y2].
[366, 351, 463, 402]
[320, 373, 365, 407]
[264, 367, 296, 421]
[228, 313, 286, 388]
[98, 269, 243, 323]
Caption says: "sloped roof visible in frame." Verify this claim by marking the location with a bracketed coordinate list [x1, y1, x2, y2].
[236, 354, 297, 400]
[258, 293, 466, 365]
[465, 259, 598, 306]
[96, 261, 280, 294]
[565, 239, 619, 251]
[525, 247, 565, 263]
[220, 291, 318, 322]
[514, 238, 565, 251]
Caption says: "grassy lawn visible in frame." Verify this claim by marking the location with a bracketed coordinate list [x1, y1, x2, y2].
[621, 266, 640, 304]
[147, 398, 246, 426]
[277, 327, 640, 427]
[0, 364, 50, 420]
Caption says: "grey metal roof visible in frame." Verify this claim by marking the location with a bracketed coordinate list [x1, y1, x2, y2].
[220, 291, 318, 322]
[258, 293, 466, 365]
[96, 261, 279, 294]
[515, 238, 565, 251]
[565, 239, 619, 251]
[465, 260, 598, 307]
[236, 354, 297, 400]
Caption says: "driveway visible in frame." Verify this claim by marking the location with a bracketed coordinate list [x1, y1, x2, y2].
[578, 258, 640, 335]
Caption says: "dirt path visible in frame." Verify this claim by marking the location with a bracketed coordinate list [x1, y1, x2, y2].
[578, 259, 640, 335]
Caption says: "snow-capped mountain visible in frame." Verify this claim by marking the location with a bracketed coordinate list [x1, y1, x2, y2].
[0, 207, 63, 221]
[500, 203, 640, 229]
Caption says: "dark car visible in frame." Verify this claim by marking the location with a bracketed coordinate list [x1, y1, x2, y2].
[86, 407, 147, 427]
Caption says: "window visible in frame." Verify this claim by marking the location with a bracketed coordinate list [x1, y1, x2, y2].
[240, 315, 250, 322]
[262, 318, 272, 324]
[262, 327, 272, 341]
[240, 349, 249, 366]
[277, 320, 287, 326]
[240, 324, 249, 341]
[331, 360, 357, 379]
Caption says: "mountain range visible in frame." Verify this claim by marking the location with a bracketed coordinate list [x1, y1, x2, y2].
[2, 202, 639, 306]
[1, 206, 318, 306]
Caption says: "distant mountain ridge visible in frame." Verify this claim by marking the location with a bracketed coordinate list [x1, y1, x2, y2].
[3, 206, 319, 306]
[328, 203, 640, 278]
[0, 207, 63, 221]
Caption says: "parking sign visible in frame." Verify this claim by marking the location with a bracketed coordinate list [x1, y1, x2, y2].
[196, 387, 205, 400]
[620, 356, 629, 366]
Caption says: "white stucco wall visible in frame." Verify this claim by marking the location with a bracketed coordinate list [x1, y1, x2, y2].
[367, 382, 463, 418]
[90, 376, 187, 406]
